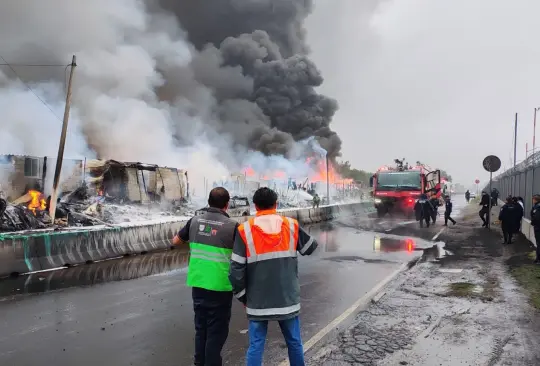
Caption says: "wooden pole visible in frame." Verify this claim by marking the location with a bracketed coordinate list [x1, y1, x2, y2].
[49, 55, 77, 222]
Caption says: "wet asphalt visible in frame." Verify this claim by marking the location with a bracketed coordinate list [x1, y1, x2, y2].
[0, 208, 443, 366]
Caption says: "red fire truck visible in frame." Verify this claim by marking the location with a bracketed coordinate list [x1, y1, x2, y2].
[369, 159, 441, 217]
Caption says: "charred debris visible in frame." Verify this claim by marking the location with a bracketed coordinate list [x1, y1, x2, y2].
[0, 159, 192, 233]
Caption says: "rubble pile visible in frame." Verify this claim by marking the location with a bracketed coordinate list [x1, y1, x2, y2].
[0, 184, 196, 233]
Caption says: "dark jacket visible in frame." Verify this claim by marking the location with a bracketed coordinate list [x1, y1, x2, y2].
[445, 200, 453, 213]
[531, 203, 540, 229]
[480, 193, 490, 207]
[465, 191, 470, 199]
[499, 203, 520, 233]
[229, 211, 317, 321]
[414, 198, 434, 221]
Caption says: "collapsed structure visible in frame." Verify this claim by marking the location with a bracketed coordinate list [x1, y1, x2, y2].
[0, 154, 189, 232]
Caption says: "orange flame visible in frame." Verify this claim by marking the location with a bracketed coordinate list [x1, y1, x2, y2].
[28, 190, 46, 214]
[244, 167, 256, 177]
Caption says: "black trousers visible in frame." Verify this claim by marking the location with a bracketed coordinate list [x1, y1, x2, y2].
[192, 287, 233, 366]
[502, 227, 513, 243]
[419, 216, 430, 228]
[535, 230, 540, 261]
[479, 206, 490, 226]
[444, 212, 456, 225]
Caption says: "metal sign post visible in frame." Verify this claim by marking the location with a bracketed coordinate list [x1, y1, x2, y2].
[483, 155, 502, 229]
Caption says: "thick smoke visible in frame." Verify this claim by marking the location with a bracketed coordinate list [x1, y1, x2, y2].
[0, 0, 341, 193]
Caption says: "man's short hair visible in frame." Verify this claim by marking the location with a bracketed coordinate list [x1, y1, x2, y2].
[208, 187, 230, 209]
[253, 187, 278, 210]
[534, 194, 540, 202]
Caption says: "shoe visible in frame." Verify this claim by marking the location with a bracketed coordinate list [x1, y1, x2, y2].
[453, 221, 456, 225]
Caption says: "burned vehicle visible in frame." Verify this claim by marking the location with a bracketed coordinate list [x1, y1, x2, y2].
[195, 196, 251, 217]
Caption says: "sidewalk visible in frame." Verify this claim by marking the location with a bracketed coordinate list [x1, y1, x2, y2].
[306, 203, 540, 365]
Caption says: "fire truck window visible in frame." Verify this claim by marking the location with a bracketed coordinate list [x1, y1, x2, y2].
[377, 172, 421, 189]
[24, 158, 39, 178]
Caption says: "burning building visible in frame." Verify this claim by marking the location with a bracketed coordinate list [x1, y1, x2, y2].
[0, 155, 189, 232]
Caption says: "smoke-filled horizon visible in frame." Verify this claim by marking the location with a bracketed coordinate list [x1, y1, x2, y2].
[0, 0, 342, 191]
[305, 0, 540, 186]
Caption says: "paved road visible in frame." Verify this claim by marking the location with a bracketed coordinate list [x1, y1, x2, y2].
[0, 211, 440, 366]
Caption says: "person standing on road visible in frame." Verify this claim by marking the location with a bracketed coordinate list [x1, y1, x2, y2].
[499, 196, 518, 244]
[414, 194, 433, 228]
[465, 190, 471, 203]
[479, 191, 490, 227]
[530, 195, 540, 263]
[491, 188, 500, 206]
[172, 187, 238, 366]
[429, 193, 440, 224]
[444, 195, 456, 226]
[229, 187, 318, 366]
[312, 193, 320, 208]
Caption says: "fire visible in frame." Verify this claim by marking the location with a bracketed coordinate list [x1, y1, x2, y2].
[28, 190, 46, 214]
[244, 167, 256, 177]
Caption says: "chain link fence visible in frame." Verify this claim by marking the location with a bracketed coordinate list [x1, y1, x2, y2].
[490, 151, 540, 219]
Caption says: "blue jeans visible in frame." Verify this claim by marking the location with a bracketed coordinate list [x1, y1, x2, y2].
[246, 316, 305, 366]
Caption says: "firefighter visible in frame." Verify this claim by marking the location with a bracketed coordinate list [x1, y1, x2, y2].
[229, 187, 318, 366]
[479, 191, 490, 227]
[491, 188, 499, 206]
[429, 193, 440, 224]
[465, 190, 471, 203]
[499, 196, 519, 244]
[414, 194, 433, 228]
[172, 187, 238, 366]
[531, 194, 540, 263]
[444, 195, 456, 226]
[312, 193, 320, 208]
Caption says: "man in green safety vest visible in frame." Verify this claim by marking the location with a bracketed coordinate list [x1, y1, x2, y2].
[172, 187, 239, 366]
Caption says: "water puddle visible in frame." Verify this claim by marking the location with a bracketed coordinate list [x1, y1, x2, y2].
[0, 249, 189, 298]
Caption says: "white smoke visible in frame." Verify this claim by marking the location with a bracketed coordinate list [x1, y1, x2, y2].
[0, 0, 332, 196]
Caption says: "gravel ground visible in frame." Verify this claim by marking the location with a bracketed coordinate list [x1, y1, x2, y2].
[307, 203, 540, 365]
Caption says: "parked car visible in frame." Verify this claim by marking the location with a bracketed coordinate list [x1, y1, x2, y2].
[194, 196, 251, 217]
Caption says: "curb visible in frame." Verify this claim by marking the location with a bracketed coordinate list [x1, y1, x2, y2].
[278, 262, 409, 366]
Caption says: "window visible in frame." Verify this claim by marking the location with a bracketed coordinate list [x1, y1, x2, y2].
[376, 172, 421, 191]
[24, 158, 40, 177]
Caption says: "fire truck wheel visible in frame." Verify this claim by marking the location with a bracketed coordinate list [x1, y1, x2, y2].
[377, 208, 386, 218]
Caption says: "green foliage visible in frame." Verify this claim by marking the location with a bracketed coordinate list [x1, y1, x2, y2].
[336, 160, 372, 185]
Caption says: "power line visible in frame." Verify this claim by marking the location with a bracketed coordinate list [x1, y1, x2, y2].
[0, 55, 67, 121]
[0, 63, 68, 67]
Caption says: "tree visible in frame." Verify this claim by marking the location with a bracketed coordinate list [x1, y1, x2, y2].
[336, 160, 372, 185]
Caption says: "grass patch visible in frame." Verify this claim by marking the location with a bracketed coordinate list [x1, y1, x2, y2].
[511, 264, 540, 310]
[447, 282, 478, 297]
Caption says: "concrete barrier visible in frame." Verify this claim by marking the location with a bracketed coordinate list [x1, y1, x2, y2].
[0, 202, 373, 277]
[297, 208, 312, 225]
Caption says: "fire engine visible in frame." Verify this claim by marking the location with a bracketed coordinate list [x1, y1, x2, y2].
[369, 159, 441, 217]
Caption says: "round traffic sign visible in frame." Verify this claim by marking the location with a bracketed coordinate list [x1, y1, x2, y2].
[482, 155, 501, 173]
[475, 179, 480, 184]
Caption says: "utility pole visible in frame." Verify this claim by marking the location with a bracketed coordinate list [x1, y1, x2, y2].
[49, 55, 77, 222]
[534, 108, 538, 153]
[326, 155, 330, 205]
[514, 113, 518, 167]
[513, 113, 518, 196]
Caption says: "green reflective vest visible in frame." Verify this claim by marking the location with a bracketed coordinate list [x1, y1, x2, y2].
[186, 209, 237, 292]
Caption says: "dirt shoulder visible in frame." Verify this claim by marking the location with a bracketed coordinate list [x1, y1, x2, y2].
[306, 203, 540, 365]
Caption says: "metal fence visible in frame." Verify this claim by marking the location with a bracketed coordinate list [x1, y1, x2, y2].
[490, 151, 540, 219]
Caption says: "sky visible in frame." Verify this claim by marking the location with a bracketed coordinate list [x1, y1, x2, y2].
[305, 0, 540, 186]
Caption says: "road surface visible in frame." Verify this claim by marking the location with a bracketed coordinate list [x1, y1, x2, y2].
[0, 208, 449, 366]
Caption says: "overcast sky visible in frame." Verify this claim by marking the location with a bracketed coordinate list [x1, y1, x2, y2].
[306, 0, 540, 186]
